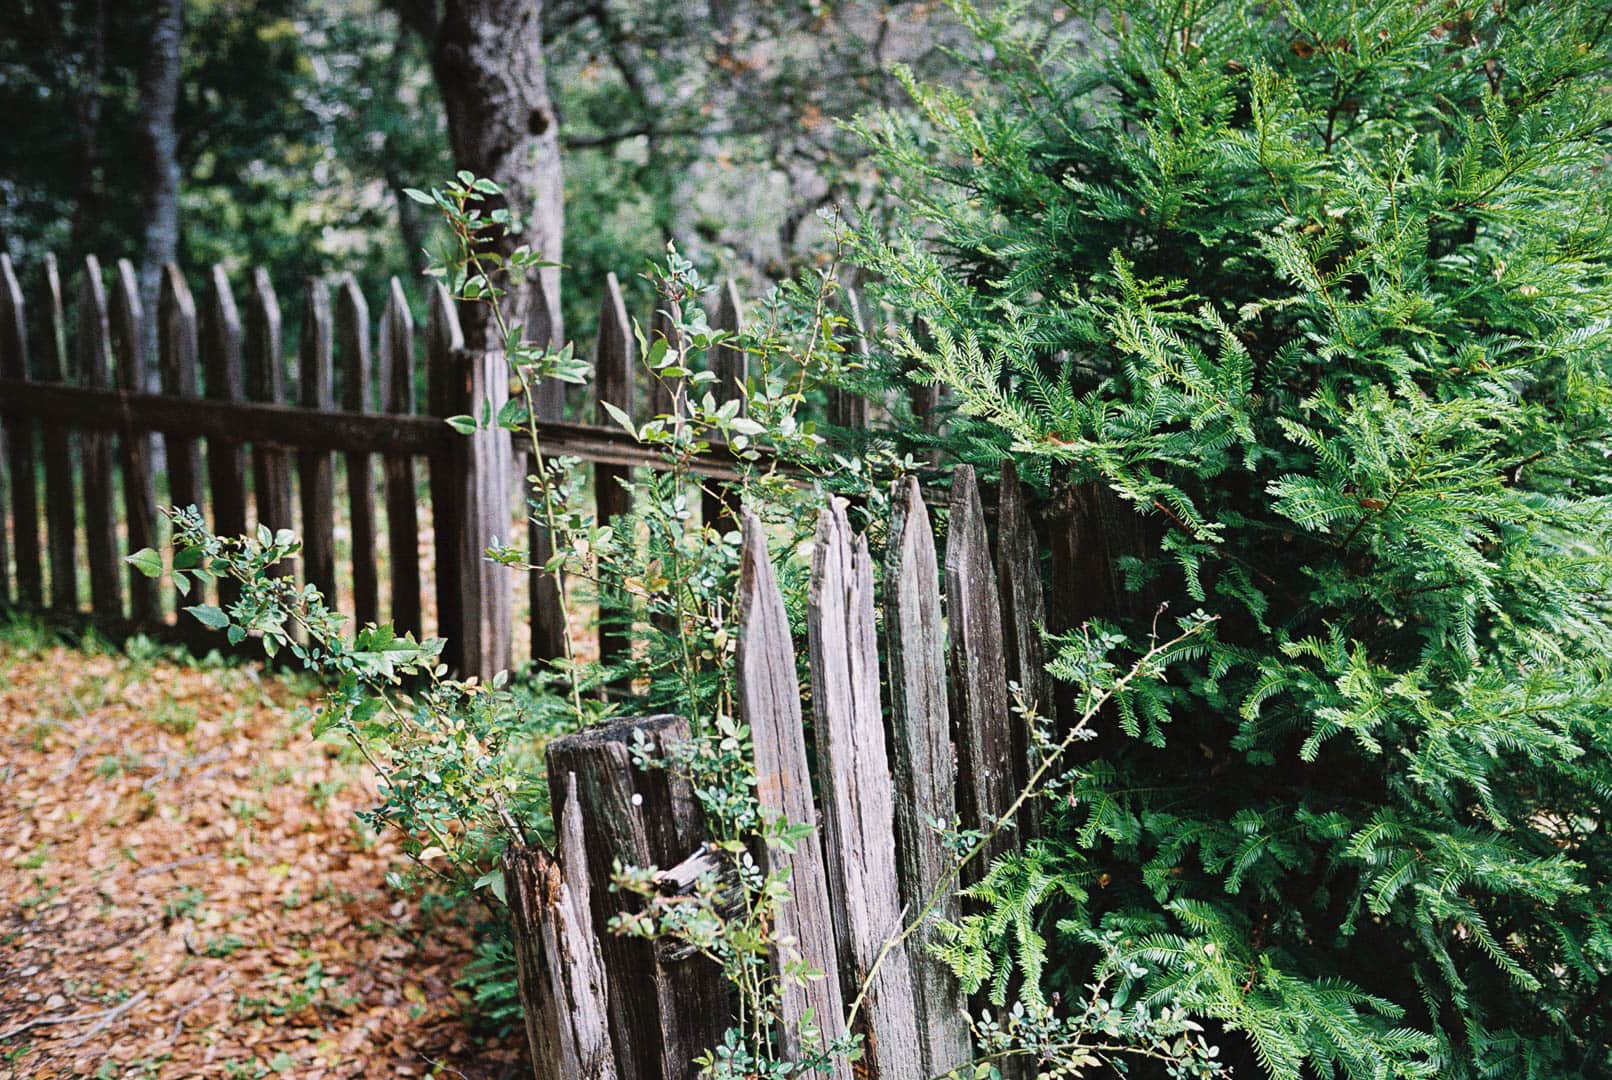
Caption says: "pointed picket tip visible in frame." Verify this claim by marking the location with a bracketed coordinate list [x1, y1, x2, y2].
[160, 263, 195, 321]
[0, 252, 28, 379]
[426, 280, 463, 356]
[76, 254, 113, 388]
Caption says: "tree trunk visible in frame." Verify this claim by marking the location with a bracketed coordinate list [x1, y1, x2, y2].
[431, 0, 563, 349]
[135, 0, 183, 380]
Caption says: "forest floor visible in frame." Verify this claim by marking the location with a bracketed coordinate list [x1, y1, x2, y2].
[0, 626, 525, 1079]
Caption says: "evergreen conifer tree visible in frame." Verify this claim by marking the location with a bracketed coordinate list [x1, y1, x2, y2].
[855, 2, 1612, 1075]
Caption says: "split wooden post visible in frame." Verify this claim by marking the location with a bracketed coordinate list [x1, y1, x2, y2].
[299, 277, 338, 606]
[806, 499, 924, 1079]
[425, 283, 511, 676]
[38, 255, 78, 611]
[593, 274, 635, 677]
[735, 510, 852, 1078]
[378, 278, 422, 637]
[702, 280, 744, 531]
[545, 715, 728, 1080]
[946, 464, 1019, 874]
[1, 254, 43, 606]
[78, 256, 122, 619]
[245, 270, 294, 557]
[884, 475, 973, 1074]
[503, 773, 619, 1080]
[336, 275, 379, 626]
[526, 275, 567, 665]
[203, 265, 248, 609]
[110, 259, 161, 624]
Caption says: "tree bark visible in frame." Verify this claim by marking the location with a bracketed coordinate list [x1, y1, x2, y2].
[431, 0, 564, 349]
[135, 0, 184, 380]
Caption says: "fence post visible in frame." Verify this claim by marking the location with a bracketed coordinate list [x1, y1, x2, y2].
[702, 280, 744, 531]
[527, 273, 567, 665]
[806, 499, 924, 1079]
[503, 773, 619, 1080]
[110, 259, 161, 625]
[203, 265, 248, 609]
[546, 715, 729, 1080]
[298, 276, 338, 607]
[946, 464, 1019, 875]
[594, 273, 634, 678]
[245, 270, 294, 552]
[425, 282, 511, 677]
[736, 510, 852, 1078]
[336, 275, 378, 626]
[1, 254, 43, 606]
[379, 278, 422, 637]
[78, 256, 122, 620]
[884, 475, 973, 1074]
[38, 255, 78, 611]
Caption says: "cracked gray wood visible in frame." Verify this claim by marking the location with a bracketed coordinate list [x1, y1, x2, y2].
[807, 498, 923, 1078]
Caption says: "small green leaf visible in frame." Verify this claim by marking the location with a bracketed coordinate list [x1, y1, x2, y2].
[402, 188, 435, 205]
[185, 604, 230, 629]
[445, 414, 478, 435]
[601, 400, 636, 437]
[125, 548, 164, 578]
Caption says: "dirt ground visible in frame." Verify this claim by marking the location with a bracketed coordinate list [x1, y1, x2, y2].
[0, 632, 526, 1079]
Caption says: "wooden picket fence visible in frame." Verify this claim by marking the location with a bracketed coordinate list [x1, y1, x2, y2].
[515, 467, 1053, 1080]
[0, 252, 758, 675]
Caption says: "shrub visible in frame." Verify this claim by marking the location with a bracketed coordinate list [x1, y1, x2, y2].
[854, 1, 1612, 1076]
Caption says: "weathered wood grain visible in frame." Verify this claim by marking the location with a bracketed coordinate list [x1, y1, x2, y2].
[594, 274, 634, 677]
[526, 275, 567, 665]
[546, 715, 727, 1080]
[244, 270, 294, 558]
[883, 475, 972, 1074]
[378, 278, 421, 637]
[110, 259, 161, 624]
[158, 264, 202, 615]
[298, 277, 338, 607]
[78, 256, 123, 618]
[426, 282, 512, 676]
[504, 773, 619, 1080]
[807, 499, 923, 1079]
[425, 284, 465, 663]
[945, 464, 1018, 875]
[336, 275, 378, 625]
[736, 510, 852, 1078]
[1, 254, 43, 605]
[38, 256, 78, 611]
[996, 460, 1048, 833]
[203, 265, 248, 609]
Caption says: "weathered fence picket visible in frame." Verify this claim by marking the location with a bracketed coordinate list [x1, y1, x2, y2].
[299, 278, 338, 607]
[884, 474, 973, 1074]
[336, 276, 379, 626]
[702, 281, 744, 530]
[946, 463, 1020, 875]
[245, 270, 294, 561]
[78, 256, 122, 619]
[807, 499, 924, 1079]
[378, 278, 422, 637]
[594, 273, 634, 675]
[1, 255, 42, 607]
[111, 259, 161, 624]
[204, 266, 248, 609]
[159, 265, 203, 613]
[38, 256, 79, 611]
[735, 509, 853, 1079]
